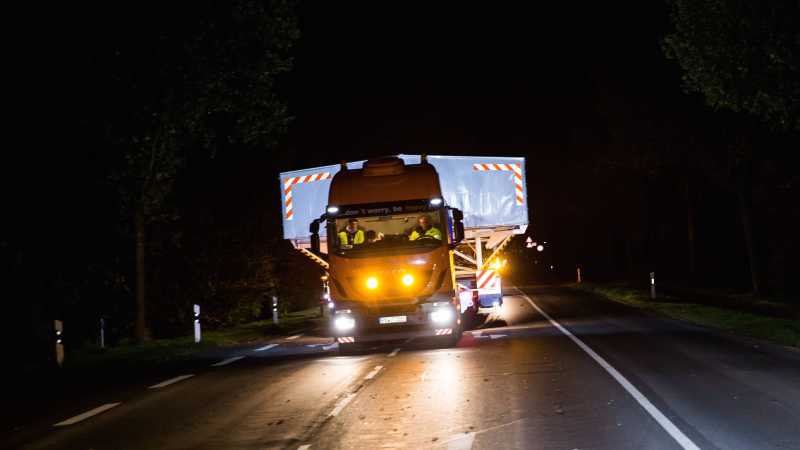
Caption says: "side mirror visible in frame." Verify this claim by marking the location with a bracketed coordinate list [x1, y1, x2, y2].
[310, 219, 321, 254]
[451, 208, 464, 245]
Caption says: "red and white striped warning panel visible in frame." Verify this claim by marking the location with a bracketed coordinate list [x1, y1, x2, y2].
[472, 163, 524, 206]
[434, 328, 453, 335]
[336, 336, 355, 343]
[283, 172, 331, 220]
[476, 269, 499, 290]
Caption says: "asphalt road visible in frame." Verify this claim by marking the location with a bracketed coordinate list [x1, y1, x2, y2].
[4, 285, 799, 450]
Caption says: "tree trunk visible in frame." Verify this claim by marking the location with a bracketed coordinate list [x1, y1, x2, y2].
[685, 176, 696, 282]
[737, 181, 760, 295]
[135, 207, 148, 342]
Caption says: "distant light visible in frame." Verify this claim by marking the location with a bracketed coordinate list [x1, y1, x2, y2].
[327, 301, 334, 309]
[429, 197, 443, 207]
[366, 277, 379, 289]
[323, 292, 330, 300]
[401, 274, 414, 286]
[327, 205, 339, 214]
[537, 245, 544, 252]
[410, 258, 426, 265]
[550, 265, 554, 269]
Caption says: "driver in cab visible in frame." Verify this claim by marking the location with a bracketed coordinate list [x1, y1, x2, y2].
[409, 214, 442, 241]
[338, 218, 365, 247]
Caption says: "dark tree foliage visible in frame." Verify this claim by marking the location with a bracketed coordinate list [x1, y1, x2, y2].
[94, 1, 299, 340]
[664, 0, 800, 131]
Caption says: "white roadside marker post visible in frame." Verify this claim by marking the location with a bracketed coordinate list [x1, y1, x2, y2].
[54, 320, 64, 367]
[99, 317, 105, 349]
[650, 272, 656, 300]
[577, 267, 582, 283]
[194, 304, 201, 343]
[272, 296, 279, 324]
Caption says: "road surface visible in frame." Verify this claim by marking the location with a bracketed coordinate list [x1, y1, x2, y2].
[4, 286, 799, 449]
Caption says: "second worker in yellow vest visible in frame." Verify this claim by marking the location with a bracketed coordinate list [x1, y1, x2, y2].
[409, 214, 442, 241]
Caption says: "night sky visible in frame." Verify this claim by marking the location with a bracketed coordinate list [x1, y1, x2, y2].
[282, 2, 684, 162]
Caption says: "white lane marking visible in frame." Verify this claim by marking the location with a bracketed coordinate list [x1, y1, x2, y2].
[489, 334, 507, 340]
[254, 343, 279, 352]
[211, 356, 246, 367]
[54, 403, 121, 426]
[517, 289, 701, 450]
[286, 334, 302, 340]
[297, 445, 311, 450]
[148, 374, 195, 389]
[322, 343, 338, 351]
[364, 365, 383, 380]
[445, 432, 476, 450]
[420, 370, 428, 382]
[329, 393, 357, 417]
[388, 348, 401, 357]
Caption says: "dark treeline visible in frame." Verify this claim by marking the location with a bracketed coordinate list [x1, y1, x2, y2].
[4, 1, 798, 368]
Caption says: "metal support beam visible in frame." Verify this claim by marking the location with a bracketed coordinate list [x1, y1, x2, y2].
[475, 235, 483, 268]
[480, 233, 514, 271]
[453, 250, 477, 266]
[298, 248, 330, 269]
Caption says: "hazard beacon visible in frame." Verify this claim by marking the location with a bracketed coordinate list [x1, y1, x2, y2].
[280, 155, 528, 353]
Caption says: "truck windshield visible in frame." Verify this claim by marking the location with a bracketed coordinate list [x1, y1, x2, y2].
[330, 209, 447, 257]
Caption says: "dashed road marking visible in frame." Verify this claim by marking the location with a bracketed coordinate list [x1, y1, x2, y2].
[254, 343, 279, 352]
[54, 403, 121, 426]
[211, 356, 246, 367]
[443, 432, 475, 450]
[286, 334, 303, 340]
[364, 365, 383, 380]
[148, 374, 194, 389]
[388, 348, 401, 357]
[516, 288, 701, 450]
[329, 393, 357, 417]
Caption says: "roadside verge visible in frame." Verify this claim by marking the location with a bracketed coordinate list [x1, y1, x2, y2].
[571, 283, 799, 350]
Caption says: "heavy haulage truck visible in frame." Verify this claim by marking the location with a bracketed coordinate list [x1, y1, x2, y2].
[279, 155, 528, 352]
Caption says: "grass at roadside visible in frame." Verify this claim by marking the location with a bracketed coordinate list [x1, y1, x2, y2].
[65, 308, 322, 370]
[573, 283, 800, 349]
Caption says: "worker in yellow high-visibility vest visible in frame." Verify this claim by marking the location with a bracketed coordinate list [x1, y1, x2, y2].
[338, 218, 365, 246]
[409, 214, 442, 241]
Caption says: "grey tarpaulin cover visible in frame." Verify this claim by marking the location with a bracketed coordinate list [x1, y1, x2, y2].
[279, 155, 528, 241]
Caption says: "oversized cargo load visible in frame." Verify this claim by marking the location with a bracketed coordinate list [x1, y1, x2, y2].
[279, 155, 528, 244]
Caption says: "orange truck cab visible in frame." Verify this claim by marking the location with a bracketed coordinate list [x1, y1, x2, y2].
[309, 156, 465, 350]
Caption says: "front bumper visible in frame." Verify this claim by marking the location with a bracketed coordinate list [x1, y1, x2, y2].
[332, 301, 459, 342]
[335, 326, 455, 344]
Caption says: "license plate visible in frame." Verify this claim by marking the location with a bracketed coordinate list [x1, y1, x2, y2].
[379, 315, 407, 324]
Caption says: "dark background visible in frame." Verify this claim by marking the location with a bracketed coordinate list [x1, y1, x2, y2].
[5, 2, 798, 366]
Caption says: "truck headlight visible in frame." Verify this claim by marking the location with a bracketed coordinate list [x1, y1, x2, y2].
[334, 315, 356, 331]
[430, 308, 453, 324]
[401, 273, 414, 286]
[366, 277, 379, 289]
